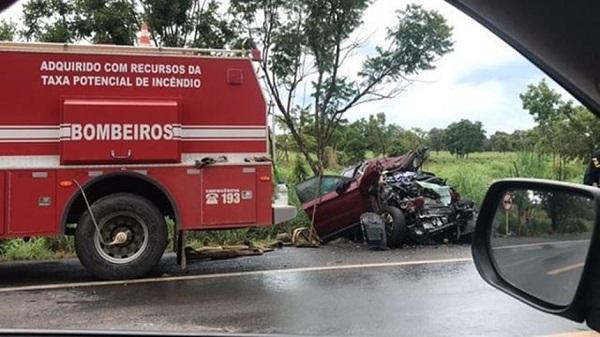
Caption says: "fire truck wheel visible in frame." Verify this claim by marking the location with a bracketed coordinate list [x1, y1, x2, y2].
[380, 206, 407, 248]
[75, 193, 167, 280]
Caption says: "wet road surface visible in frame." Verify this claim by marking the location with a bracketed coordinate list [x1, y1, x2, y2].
[493, 239, 590, 306]
[0, 243, 592, 336]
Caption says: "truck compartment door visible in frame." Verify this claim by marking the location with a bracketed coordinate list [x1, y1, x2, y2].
[7, 170, 56, 235]
[60, 98, 180, 164]
[202, 166, 257, 226]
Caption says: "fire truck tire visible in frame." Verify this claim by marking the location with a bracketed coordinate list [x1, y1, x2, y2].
[75, 193, 168, 280]
[380, 206, 407, 248]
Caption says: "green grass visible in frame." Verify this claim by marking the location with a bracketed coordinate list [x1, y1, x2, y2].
[422, 151, 515, 204]
[0, 237, 75, 261]
[423, 151, 584, 204]
[0, 151, 587, 261]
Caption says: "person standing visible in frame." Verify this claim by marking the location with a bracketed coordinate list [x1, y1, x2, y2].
[584, 149, 600, 186]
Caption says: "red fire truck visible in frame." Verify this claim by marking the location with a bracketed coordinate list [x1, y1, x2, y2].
[0, 42, 296, 279]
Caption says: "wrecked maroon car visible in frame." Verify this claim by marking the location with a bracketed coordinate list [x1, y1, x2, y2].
[295, 148, 477, 246]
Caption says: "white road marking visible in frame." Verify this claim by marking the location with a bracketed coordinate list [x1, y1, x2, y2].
[0, 257, 472, 293]
[536, 331, 598, 337]
[493, 239, 590, 250]
[546, 262, 586, 276]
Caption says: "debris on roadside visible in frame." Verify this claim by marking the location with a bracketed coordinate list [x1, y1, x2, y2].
[275, 232, 293, 245]
[184, 241, 281, 261]
[181, 228, 323, 263]
[327, 237, 353, 245]
[291, 227, 320, 248]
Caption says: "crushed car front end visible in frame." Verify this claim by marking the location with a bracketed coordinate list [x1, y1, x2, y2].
[296, 148, 477, 246]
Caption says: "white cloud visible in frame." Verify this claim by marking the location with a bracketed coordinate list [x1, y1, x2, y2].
[356, 78, 534, 134]
[358, 0, 521, 78]
[0, 1, 23, 21]
[342, 0, 547, 133]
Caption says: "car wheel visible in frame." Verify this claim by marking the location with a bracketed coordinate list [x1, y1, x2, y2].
[75, 193, 167, 280]
[380, 206, 407, 248]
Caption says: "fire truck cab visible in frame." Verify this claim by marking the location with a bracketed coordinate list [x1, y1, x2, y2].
[0, 42, 296, 279]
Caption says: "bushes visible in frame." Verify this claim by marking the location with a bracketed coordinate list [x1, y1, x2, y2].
[511, 152, 550, 178]
[0, 151, 587, 261]
[0, 237, 74, 261]
[424, 151, 586, 205]
[445, 168, 489, 205]
[424, 152, 512, 204]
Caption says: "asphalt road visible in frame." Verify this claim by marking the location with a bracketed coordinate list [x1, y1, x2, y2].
[0, 242, 592, 336]
[493, 239, 590, 306]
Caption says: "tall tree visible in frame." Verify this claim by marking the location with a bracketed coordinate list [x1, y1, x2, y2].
[329, 119, 368, 166]
[489, 131, 512, 152]
[22, 0, 77, 42]
[564, 105, 600, 159]
[427, 127, 447, 153]
[74, 0, 139, 45]
[520, 79, 574, 165]
[510, 129, 536, 152]
[445, 119, 486, 158]
[339, 123, 368, 164]
[20, 0, 237, 47]
[364, 113, 387, 156]
[0, 20, 16, 41]
[386, 126, 426, 156]
[519, 79, 600, 179]
[231, 1, 453, 174]
[23, 0, 137, 43]
[143, 0, 236, 48]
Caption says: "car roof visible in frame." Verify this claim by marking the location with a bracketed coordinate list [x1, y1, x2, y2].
[446, 0, 600, 116]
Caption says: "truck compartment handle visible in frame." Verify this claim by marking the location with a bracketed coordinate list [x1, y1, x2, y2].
[110, 149, 132, 159]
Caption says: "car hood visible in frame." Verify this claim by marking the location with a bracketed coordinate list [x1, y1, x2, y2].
[378, 155, 410, 170]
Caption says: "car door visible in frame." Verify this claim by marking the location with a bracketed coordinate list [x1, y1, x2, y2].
[296, 175, 371, 240]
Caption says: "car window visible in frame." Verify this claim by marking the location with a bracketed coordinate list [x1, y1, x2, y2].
[295, 176, 352, 203]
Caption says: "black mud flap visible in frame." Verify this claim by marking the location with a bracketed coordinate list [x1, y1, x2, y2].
[360, 212, 388, 250]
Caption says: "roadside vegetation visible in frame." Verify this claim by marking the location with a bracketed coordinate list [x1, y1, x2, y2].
[423, 151, 584, 205]
[0, 150, 585, 261]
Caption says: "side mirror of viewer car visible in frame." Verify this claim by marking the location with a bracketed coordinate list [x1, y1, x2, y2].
[472, 178, 600, 331]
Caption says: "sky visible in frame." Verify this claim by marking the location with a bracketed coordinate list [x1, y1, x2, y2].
[343, 0, 575, 134]
[0, 0, 577, 134]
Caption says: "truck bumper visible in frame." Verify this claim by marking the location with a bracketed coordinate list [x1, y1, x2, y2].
[273, 204, 297, 224]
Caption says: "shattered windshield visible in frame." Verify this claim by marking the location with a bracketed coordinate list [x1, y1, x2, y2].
[341, 165, 359, 178]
